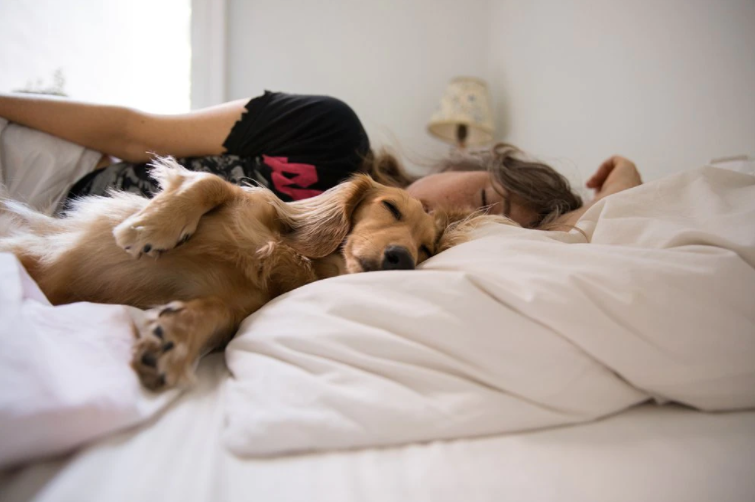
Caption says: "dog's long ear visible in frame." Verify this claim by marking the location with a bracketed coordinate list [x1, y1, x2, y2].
[279, 174, 378, 258]
[435, 207, 518, 252]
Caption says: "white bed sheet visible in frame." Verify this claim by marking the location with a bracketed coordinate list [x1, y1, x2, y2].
[2, 354, 754, 502]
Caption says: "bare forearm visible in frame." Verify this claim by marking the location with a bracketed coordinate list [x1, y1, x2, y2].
[550, 183, 635, 231]
[0, 93, 148, 162]
[550, 157, 643, 232]
[0, 93, 248, 162]
[549, 202, 594, 231]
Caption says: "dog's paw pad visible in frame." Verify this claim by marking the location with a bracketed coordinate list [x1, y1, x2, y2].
[114, 214, 197, 260]
[131, 302, 195, 391]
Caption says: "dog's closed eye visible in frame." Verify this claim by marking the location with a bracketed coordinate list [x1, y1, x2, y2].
[382, 200, 402, 221]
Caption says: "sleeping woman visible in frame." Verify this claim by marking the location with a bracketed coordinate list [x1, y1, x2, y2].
[0, 91, 642, 229]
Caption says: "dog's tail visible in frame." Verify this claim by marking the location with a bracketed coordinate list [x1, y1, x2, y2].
[0, 187, 57, 238]
[0, 185, 19, 237]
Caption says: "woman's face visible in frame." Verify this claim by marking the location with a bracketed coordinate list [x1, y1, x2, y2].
[405, 171, 537, 227]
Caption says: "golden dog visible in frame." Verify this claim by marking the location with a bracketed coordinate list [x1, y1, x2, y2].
[1, 158, 447, 390]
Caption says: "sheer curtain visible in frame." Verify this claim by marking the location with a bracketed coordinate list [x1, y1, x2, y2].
[0, 0, 191, 113]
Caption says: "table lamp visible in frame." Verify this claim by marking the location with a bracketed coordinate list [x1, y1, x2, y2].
[427, 77, 495, 150]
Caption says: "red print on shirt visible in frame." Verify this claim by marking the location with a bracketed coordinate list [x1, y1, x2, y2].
[263, 155, 323, 200]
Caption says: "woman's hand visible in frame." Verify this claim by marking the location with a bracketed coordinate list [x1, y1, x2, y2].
[586, 155, 643, 202]
[547, 155, 642, 232]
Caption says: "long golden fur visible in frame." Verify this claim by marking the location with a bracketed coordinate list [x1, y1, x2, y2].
[1, 158, 474, 390]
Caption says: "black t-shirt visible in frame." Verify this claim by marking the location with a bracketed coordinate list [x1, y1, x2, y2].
[63, 92, 371, 209]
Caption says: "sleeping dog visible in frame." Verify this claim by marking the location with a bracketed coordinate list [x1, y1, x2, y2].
[0, 158, 452, 390]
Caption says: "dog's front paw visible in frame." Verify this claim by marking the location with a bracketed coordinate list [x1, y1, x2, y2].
[114, 213, 196, 259]
[132, 302, 197, 390]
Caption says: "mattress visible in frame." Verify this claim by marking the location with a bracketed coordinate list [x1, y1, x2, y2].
[1, 354, 754, 502]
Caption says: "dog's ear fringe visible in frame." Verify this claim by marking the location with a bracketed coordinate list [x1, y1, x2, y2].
[435, 210, 590, 251]
[435, 209, 518, 252]
[274, 174, 379, 258]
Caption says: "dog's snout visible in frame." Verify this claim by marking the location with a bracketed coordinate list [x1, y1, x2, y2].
[381, 246, 415, 271]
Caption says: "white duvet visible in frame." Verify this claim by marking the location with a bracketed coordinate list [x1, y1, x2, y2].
[224, 167, 755, 456]
[1, 166, 753, 467]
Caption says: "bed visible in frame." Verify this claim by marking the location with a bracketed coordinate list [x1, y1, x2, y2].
[1, 353, 754, 502]
[1, 124, 754, 501]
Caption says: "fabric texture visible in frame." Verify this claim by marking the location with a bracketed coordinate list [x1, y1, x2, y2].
[0, 254, 179, 468]
[223, 167, 755, 457]
[0, 118, 101, 215]
[3, 358, 755, 502]
[65, 92, 370, 205]
[63, 155, 256, 209]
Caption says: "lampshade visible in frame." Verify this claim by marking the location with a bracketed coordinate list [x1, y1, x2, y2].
[427, 77, 495, 147]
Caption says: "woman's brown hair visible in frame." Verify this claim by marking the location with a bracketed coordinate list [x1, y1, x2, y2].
[364, 143, 583, 229]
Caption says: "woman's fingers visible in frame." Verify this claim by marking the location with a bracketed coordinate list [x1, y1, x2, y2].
[588, 155, 642, 202]
[586, 156, 618, 189]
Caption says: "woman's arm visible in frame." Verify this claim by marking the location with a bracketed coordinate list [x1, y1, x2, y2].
[551, 155, 643, 230]
[0, 93, 249, 162]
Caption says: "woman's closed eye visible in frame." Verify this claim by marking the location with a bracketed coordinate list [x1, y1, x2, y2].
[482, 188, 498, 213]
[481, 187, 509, 216]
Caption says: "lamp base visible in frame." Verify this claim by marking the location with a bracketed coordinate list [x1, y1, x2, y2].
[455, 123, 468, 150]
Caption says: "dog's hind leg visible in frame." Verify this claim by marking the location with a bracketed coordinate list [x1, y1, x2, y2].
[131, 295, 261, 390]
[113, 157, 245, 259]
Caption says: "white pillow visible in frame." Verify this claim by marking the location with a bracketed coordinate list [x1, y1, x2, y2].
[0, 254, 179, 468]
[0, 118, 101, 215]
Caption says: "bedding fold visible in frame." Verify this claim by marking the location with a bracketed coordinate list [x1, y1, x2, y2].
[0, 254, 179, 468]
[224, 167, 755, 456]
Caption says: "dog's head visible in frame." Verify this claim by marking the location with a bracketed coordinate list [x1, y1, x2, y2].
[342, 182, 438, 273]
[282, 175, 440, 272]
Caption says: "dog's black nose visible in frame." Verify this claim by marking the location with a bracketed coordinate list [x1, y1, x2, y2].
[381, 246, 415, 271]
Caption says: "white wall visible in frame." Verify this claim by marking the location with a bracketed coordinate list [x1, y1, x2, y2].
[488, 0, 755, 182]
[226, 0, 755, 182]
[226, 0, 490, 171]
